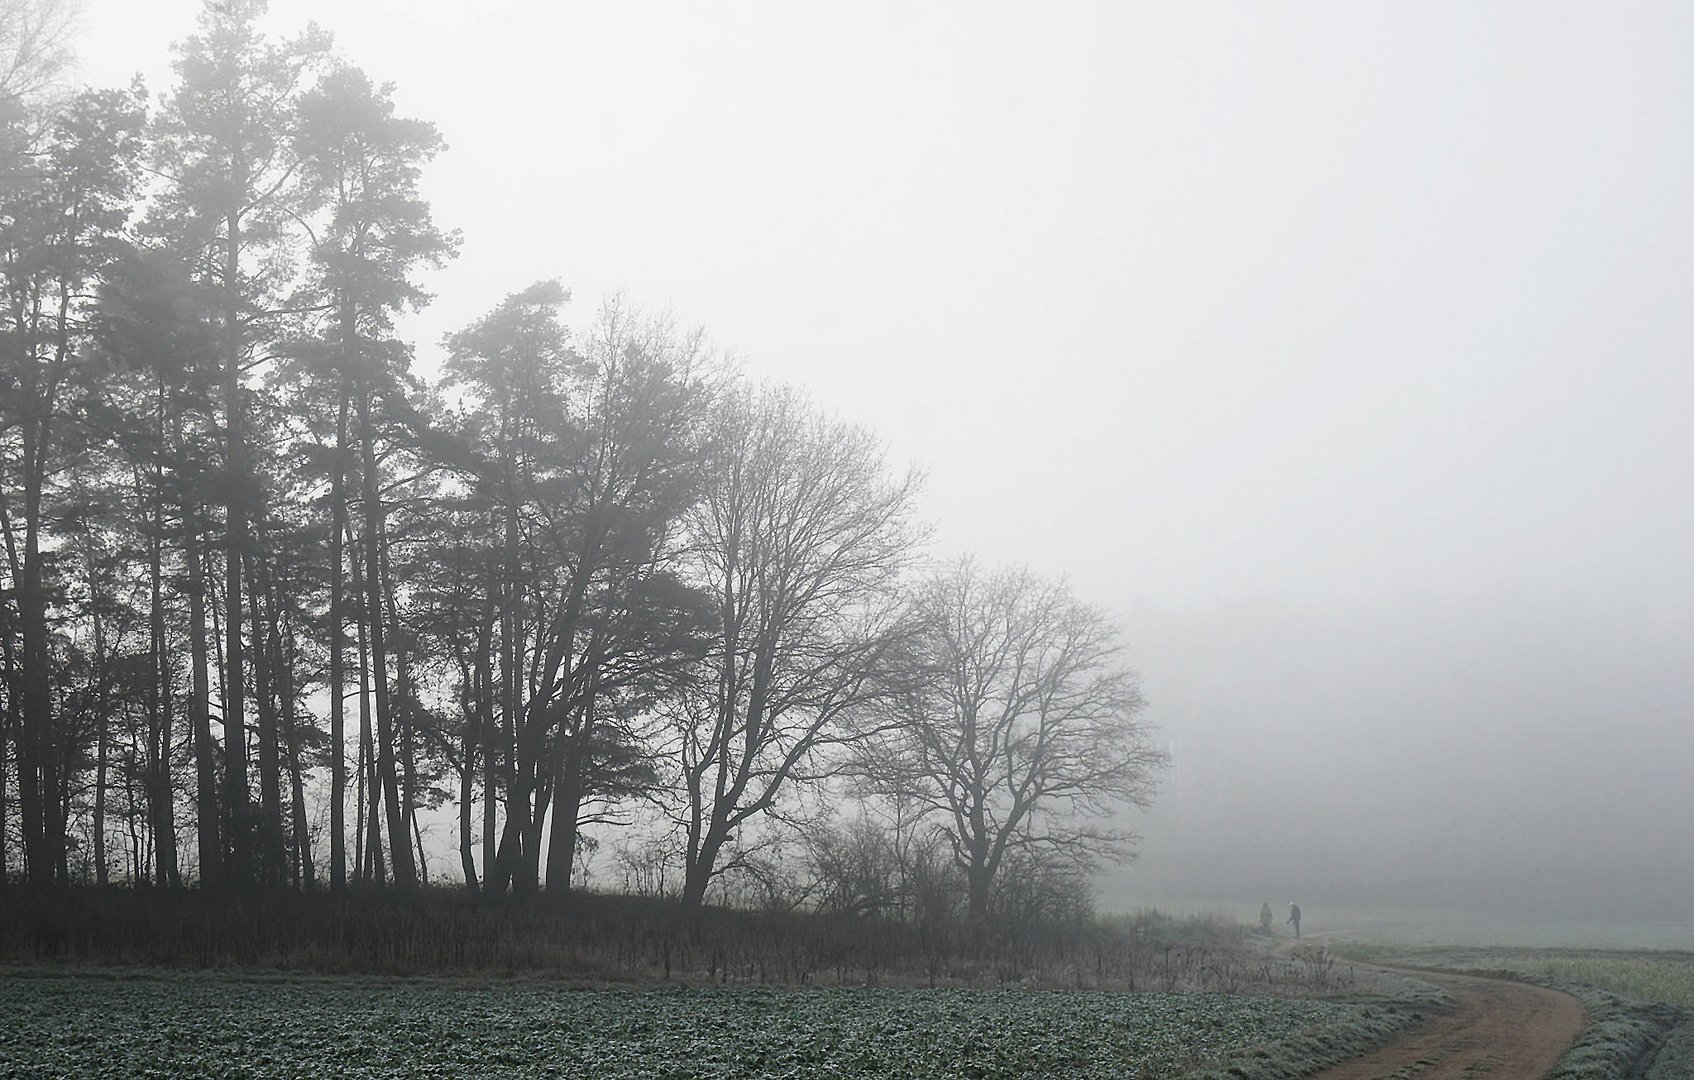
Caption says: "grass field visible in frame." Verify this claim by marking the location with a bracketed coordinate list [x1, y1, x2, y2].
[1108, 899, 1694, 952]
[1468, 951, 1694, 1011]
[0, 970, 1417, 1080]
[1333, 943, 1694, 1010]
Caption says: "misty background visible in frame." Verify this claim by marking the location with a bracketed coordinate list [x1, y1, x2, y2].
[70, 1, 1693, 937]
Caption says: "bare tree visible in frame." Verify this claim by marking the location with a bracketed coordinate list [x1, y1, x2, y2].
[867, 560, 1168, 918]
[670, 383, 922, 907]
[803, 812, 902, 918]
[0, 0, 76, 113]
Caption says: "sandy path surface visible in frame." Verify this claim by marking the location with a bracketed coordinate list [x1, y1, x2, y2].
[1307, 963, 1585, 1080]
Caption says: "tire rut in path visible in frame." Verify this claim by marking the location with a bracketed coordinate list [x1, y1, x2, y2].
[1306, 965, 1585, 1080]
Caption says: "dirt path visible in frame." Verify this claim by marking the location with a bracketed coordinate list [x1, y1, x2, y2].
[1308, 963, 1585, 1079]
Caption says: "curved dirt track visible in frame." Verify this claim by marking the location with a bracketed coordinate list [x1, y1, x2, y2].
[1308, 964, 1585, 1080]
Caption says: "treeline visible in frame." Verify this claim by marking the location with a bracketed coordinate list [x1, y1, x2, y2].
[0, 0, 1166, 915]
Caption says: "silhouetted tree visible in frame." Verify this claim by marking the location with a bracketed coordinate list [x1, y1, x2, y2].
[95, 247, 224, 886]
[446, 291, 711, 895]
[291, 60, 456, 890]
[1, 85, 146, 883]
[0, 1, 1168, 925]
[150, 0, 331, 886]
[670, 384, 922, 908]
[862, 560, 1167, 918]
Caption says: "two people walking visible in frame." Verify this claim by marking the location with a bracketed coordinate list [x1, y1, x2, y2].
[1260, 901, 1301, 937]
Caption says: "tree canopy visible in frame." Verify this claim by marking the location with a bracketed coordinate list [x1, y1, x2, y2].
[0, 0, 1165, 919]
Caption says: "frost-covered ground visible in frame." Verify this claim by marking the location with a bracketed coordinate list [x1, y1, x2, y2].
[1332, 943, 1694, 1080]
[0, 972, 1414, 1079]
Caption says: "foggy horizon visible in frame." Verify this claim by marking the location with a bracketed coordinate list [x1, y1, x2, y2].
[51, 0, 1694, 940]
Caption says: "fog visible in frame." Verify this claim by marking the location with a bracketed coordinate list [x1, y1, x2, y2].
[73, 1, 1693, 937]
[1111, 591, 1694, 937]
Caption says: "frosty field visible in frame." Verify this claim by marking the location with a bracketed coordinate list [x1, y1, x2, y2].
[0, 972, 1409, 1079]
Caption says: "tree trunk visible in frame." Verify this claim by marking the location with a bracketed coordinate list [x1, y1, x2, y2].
[54, 749, 71, 883]
[286, 738, 313, 889]
[353, 664, 365, 885]
[482, 523, 500, 886]
[221, 209, 252, 888]
[147, 456, 180, 888]
[493, 559, 592, 895]
[488, 506, 522, 894]
[0, 576, 21, 886]
[545, 729, 587, 892]
[546, 669, 597, 891]
[460, 603, 490, 897]
[249, 551, 285, 887]
[329, 297, 358, 891]
[328, 391, 350, 891]
[491, 721, 538, 895]
[88, 533, 110, 888]
[521, 762, 549, 891]
[364, 731, 385, 886]
[275, 596, 313, 890]
[458, 689, 479, 896]
[93, 709, 108, 887]
[15, 533, 55, 884]
[0, 650, 10, 883]
[967, 861, 992, 918]
[352, 548, 384, 885]
[381, 535, 425, 883]
[124, 764, 142, 884]
[357, 389, 415, 888]
[183, 498, 220, 889]
[5, 293, 61, 885]
[682, 824, 726, 909]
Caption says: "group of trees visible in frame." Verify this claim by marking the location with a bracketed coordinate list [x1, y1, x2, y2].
[1, 0, 1166, 917]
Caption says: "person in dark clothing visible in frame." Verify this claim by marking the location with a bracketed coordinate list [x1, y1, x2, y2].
[1287, 902, 1302, 938]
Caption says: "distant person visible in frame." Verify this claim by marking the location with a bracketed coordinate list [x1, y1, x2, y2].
[1288, 902, 1302, 938]
[1259, 902, 1273, 931]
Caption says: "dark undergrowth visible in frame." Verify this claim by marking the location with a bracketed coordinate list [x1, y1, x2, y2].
[0, 885, 1355, 996]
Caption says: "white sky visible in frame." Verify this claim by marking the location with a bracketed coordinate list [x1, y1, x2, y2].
[70, 1, 1694, 933]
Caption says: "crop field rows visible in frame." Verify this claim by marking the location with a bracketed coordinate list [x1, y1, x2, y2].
[0, 973, 1414, 1079]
